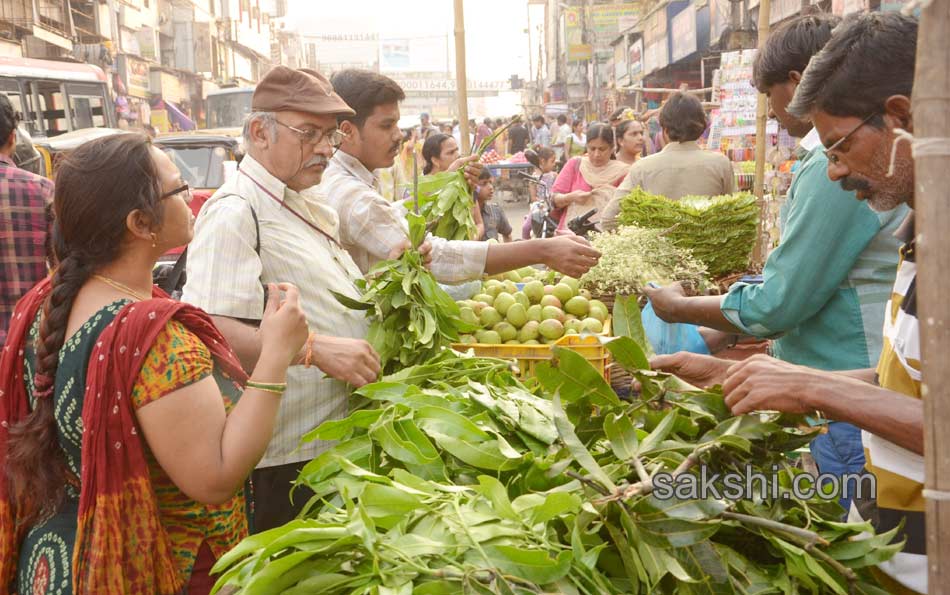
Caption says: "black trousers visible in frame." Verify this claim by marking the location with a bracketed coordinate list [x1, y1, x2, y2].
[250, 460, 315, 533]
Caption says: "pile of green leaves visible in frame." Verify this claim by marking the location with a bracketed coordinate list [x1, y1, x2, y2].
[411, 117, 522, 241]
[213, 331, 899, 594]
[414, 172, 480, 241]
[618, 188, 759, 278]
[579, 225, 709, 297]
[334, 213, 474, 375]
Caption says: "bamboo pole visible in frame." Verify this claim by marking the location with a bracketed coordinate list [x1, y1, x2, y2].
[453, 0, 471, 154]
[751, 0, 771, 265]
[915, 0, 950, 591]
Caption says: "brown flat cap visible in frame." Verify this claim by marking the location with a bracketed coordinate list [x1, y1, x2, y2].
[252, 66, 355, 116]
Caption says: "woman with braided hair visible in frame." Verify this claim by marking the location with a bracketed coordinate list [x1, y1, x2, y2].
[0, 133, 310, 594]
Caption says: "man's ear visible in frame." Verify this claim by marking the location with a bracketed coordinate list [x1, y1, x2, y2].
[884, 95, 912, 131]
[788, 70, 802, 84]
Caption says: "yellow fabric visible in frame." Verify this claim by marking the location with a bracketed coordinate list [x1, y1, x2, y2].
[131, 320, 247, 583]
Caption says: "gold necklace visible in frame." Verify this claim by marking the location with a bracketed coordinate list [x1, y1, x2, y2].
[92, 274, 151, 301]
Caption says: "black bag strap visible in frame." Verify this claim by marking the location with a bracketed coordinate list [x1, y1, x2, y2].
[158, 193, 261, 295]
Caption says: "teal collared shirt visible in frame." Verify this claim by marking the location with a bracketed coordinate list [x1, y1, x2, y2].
[721, 139, 908, 371]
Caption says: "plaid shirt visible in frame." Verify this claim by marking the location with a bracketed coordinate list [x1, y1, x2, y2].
[0, 154, 53, 347]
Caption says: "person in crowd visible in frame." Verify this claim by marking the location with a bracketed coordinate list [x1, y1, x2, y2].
[321, 68, 601, 283]
[418, 112, 438, 140]
[616, 118, 646, 165]
[440, 122, 453, 135]
[602, 93, 734, 229]
[521, 147, 557, 239]
[493, 118, 509, 155]
[0, 133, 309, 594]
[655, 13, 925, 594]
[475, 169, 511, 242]
[181, 67, 381, 533]
[421, 133, 463, 175]
[641, 14, 908, 510]
[474, 117, 494, 152]
[550, 122, 628, 232]
[420, 132, 486, 237]
[0, 95, 54, 350]
[565, 119, 587, 159]
[530, 114, 551, 149]
[552, 114, 572, 160]
[507, 119, 530, 155]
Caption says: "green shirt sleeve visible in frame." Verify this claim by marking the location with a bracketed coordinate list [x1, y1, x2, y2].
[721, 148, 884, 337]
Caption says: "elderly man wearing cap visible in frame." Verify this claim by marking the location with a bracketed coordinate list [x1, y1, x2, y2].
[322, 69, 602, 285]
[182, 66, 381, 531]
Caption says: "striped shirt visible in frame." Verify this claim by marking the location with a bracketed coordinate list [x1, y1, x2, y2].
[852, 212, 925, 595]
[321, 150, 488, 283]
[0, 154, 53, 347]
[181, 155, 369, 468]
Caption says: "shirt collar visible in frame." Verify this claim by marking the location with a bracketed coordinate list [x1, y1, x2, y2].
[800, 128, 823, 152]
[0, 154, 15, 167]
[238, 154, 287, 199]
[332, 149, 380, 192]
[661, 141, 700, 152]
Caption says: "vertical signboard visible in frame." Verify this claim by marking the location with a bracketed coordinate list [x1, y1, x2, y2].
[670, 4, 697, 63]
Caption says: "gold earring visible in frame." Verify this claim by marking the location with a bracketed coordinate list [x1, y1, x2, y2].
[150, 233, 157, 248]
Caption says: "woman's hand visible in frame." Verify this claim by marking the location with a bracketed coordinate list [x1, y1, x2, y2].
[258, 283, 309, 367]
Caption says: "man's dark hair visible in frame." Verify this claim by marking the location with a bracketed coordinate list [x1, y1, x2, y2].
[557, 114, 567, 125]
[483, 117, 492, 126]
[788, 12, 917, 121]
[659, 92, 707, 142]
[330, 69, 406, 128]
[0, 94, 20, 145]
[532, 114, 545, 124]
[752, 14, 841, 92]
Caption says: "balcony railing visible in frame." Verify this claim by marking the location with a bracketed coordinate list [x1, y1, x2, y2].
[36, 0, 71, 36]
[0, 0, 33, 28]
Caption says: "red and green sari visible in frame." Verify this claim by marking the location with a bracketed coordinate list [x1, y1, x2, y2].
[0, 279, 249, 594]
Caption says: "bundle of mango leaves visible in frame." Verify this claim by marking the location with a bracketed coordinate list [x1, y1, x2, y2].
[617, 188, 759, 278]
[411, 117, 522, 241]
[333, 213, 474, 375]
[212, 326, 899, 594]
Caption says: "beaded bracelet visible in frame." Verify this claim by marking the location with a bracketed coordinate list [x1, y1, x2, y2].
[304, 332, 316, 368]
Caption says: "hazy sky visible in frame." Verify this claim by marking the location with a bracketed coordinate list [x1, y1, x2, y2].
[286, 0, 537, 81]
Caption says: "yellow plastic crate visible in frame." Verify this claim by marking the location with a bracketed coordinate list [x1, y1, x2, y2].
[452, 320, 611, 381]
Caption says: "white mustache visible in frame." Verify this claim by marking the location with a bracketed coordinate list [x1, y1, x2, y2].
[305, 157, 328, 168]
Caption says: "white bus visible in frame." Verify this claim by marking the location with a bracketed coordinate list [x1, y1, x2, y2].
[0, 56, 116, 139]
[206, 86, 254, 129]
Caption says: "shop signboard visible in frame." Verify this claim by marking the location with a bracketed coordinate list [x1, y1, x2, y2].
[670, 4, 697, 63]
[122, 54, 151, 99]
[643, 37, 668, 76]
[614, 41, 629, 86]
[629, 37, 644, 80]
[588, 3, 643, 38]
[709, 0, 728, 46]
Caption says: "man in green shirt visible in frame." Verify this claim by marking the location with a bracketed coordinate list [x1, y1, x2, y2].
[643, 15, 908, 505]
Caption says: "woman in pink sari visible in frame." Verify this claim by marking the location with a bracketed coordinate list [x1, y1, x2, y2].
[550, 123, 629, 233]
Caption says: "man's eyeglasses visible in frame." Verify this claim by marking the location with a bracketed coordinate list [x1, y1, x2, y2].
[824, 113, 878, 165]
[160, 184, 192, 200]
[275, 120, 347, 148]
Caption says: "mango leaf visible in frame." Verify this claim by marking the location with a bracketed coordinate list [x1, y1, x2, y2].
[612, 294, 654, 356]
[604, 411, 639, 461]
[329, 289, 374, 310]
[606, 335, 650, 373]
[552, 392, 617, 492]
[243, 550, 318, 595]
[637, 515, 720, 548]
[300, 408, 383, 443]
[475, 546, 572, 585]
[475, 475, 519, 522]
[638, 410, 678, 455]
[535, 347, 620, 407]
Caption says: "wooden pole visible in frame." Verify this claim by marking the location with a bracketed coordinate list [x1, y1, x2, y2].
[454, 0, 471, 154]
[915, 1, 950, 591]
[751, 0, 771, 265]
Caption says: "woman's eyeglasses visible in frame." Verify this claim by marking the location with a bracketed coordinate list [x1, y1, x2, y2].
[160, 184, 192, 200]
